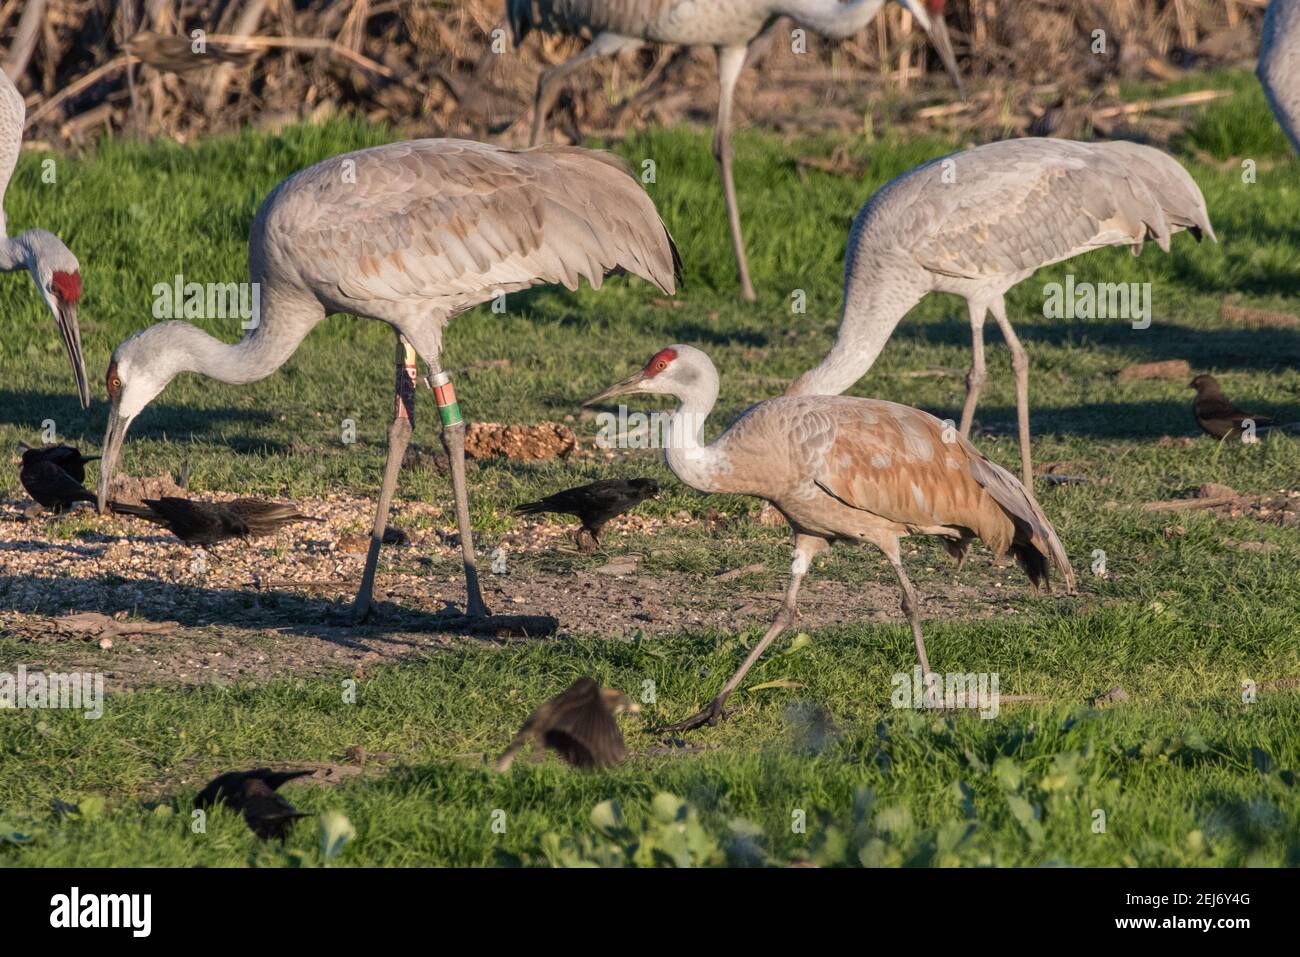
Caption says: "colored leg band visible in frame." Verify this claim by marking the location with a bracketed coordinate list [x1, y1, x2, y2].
[430, 372, 463, 428]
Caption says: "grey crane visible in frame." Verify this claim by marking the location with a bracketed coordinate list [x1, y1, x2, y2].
[0, 67, 88, 406]
[786, 137, 1215, 489]
[511, 0, 962, 301]
[586, 344, 1073, 731]
[1259, 0, 1300, 154]
[96, 139, 680, 621]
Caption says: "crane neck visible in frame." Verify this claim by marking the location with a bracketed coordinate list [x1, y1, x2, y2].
[785, 261, 929, 397]
[663, 366, 725, 494]
[164, 289, 324, 386]
[777, 0, 888, 40]
[0, 70, 25, 241]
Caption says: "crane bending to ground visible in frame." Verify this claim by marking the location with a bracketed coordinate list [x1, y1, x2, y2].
[0, 67, 88, 407]
[786, 137, 1215, 489]
[510, 0, 962, 302]
[586, 344, 1073, 732]
[97, 139, 680, 621]
[1258, 0, 1300, 154]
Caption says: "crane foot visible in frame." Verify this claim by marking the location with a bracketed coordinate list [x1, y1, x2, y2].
[657, 696, 729, 734]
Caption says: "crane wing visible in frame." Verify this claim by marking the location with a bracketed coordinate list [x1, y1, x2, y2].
[894, 139, 1211, 281]
[254, 139, 679, 315]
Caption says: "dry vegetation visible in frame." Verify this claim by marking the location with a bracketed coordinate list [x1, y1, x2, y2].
[3, 0, 1269, 147]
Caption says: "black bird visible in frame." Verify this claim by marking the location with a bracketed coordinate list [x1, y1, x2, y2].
[194, 768, 313, 842]
[20, 443, 99, 483]
[513, 478, 659, 550]
[110, 496, 319, 545]
[494, 677, 640, 772]
[19, 453, 97, 513]
[1190, 374, 1272, 440]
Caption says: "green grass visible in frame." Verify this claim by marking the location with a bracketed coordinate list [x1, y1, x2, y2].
[2, 69, 1299, 866]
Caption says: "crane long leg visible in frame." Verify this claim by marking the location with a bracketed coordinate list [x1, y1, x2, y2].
[714, 44, 756, 302]
[958, 299, 988, 439]
[881, 541, 940, 709]
[659, 535, 819, 733]
[529, 32, 643, 146]
[431, 370, 491, 619]
[352, 335, 418, 622]
[989, 296, 1035, 490]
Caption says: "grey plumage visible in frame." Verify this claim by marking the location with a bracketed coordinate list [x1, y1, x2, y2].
[98, 139, 679, 621]
[788, 137, 1216, 488]
[513, 0, 962, 301]
[1258, 0, 1300, 154]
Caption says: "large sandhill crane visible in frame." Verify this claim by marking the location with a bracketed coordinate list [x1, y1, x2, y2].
[786, 137, 1215, 489]
[510, 0, 962, 302]
[97, 139, 680, 621]
[1259, 0, 1300, 154]
[0, 67, 88, 406]
[586, 343, 1073, 731]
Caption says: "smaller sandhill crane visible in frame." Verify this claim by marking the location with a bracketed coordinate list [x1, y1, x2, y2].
[0, 68, 88, 406]
[586, 344, 1073, 732]
[786, 137, 1216, 489]
[510, 0, 962, 301]
[1258, 0, 1300, 154]
[96, 139, 680, 622]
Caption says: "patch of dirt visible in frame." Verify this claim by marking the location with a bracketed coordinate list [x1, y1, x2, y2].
[465, 421, 576, 462]
[0, 492, 1073, 693]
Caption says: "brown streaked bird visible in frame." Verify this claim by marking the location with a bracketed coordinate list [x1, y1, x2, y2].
[110, 496, 318, 545]
[494, 677, 641, 772]
[194, 768, 314, 842]
[1190, 374, 1272, 441]
[96, 139, 680, 625]
[513, 477, 660, 550]
[19, 450, 97, 513]
[586, 344, 1074, 732]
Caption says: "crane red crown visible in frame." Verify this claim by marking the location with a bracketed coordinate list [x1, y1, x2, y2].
[51, 270, 82, 304]
[643, 347, 678, 377]
[927, 0, 945, 11]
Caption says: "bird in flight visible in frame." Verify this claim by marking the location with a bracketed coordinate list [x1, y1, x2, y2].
[495, 677, 641, 771]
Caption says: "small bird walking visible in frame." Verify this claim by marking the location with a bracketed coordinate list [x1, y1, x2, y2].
[1190, 374, 1271, 441]
[495, 677, 640, 771]
[96, 138, 679, 623]
[19, 445, 98, 513]
[514, 477, 659, 550]
[511, 0, 962, 301]
[194, 768, 314, 842]
[587, 345, 1074, 732]
[787, 137, 1215, 489]
[110, 497, 319, 545]
[0, 69, 88, 406]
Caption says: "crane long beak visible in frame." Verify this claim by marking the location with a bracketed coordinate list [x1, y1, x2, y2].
[900, 0, 965, 99]
[55, 301, 91, 409]
[582, 370, 646, 407]
[97, 404, 128, 514]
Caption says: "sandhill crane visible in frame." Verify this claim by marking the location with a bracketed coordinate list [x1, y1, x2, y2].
[0, 68, 88, 406]
[786, 137, 1216, 489]
[585, 344, 1073, 731]
[1259, 0, 1300, 154]
[510, 0, 962, 302]
[97, 139, 680, 621]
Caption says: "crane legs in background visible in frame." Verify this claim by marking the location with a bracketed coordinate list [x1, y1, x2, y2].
[352, 334, 490, 622]
[958, 295, 1036, 491]
[714, 44, 756, 302]
[529, 32, 643, 147]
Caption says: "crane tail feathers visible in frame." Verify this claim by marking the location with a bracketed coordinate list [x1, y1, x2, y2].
[969, 457, 1076, 594]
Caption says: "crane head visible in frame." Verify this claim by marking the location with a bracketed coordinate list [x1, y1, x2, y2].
[21, 229, 89, 409]
[897, 0, 965, 99]
[582, 344, 715, 406]
[97, 324, 190, 513]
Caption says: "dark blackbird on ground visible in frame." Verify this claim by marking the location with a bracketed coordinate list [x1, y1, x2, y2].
[1190, 374, 1272, 440]
[19, 443, 100, 483]
[110, 496, 319, 545]
[19, 454, 97, 513]
[194, 768, 313, 842]
[513, 478, 659, 550]
[494, 677, 640, 772]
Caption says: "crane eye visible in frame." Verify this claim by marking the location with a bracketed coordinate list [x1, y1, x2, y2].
[108, 375, 122, 395]
[655, 360, 667, 371]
